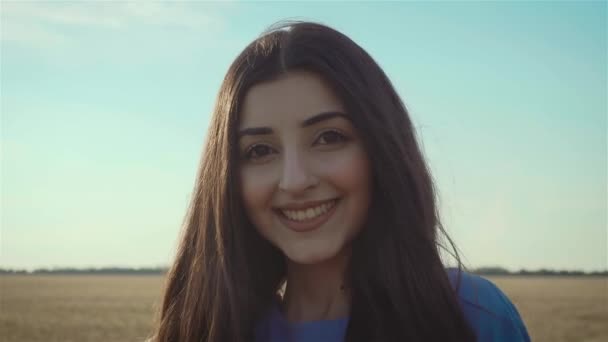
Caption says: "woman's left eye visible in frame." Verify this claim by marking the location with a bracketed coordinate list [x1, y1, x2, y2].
[314, 130, 349, 145]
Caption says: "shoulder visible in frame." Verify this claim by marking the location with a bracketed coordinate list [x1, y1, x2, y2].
[446, 268, 531, 341]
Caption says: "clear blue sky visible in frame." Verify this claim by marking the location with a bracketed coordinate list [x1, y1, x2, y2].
[2, 1, 606, 272]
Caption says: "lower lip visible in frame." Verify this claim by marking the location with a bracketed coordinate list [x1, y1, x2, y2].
[276, 199, 339, 233]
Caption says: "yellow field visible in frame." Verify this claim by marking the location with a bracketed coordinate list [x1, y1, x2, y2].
[0, 275, 164, 342]
[489, 276, 608, 342]
[1, 275, 606, 341]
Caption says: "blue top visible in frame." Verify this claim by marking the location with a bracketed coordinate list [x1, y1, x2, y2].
[255, 268, 530, 341]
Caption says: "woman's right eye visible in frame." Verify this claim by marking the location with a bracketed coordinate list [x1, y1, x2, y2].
[244, 144, 276, 162]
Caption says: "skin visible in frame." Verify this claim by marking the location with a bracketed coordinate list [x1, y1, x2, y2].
[238, 70, 371, 322]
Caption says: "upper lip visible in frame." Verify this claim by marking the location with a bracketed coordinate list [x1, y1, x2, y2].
[275, 198, 338, 210]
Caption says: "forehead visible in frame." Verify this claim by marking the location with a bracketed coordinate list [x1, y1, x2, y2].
[239, 70, 345, 127]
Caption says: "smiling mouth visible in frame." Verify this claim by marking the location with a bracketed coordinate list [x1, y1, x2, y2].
[274, 198, 339, 232]
[279, 199, 337, 221]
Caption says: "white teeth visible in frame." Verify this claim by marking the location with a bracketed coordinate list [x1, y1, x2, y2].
[306, 208, 314, 218]
[281, 200, 336, 222]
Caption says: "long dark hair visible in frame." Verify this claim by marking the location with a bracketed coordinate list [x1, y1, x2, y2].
[150, 20, 476, 342]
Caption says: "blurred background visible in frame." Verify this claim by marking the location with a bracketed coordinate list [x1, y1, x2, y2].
[1, 1, 606, 341]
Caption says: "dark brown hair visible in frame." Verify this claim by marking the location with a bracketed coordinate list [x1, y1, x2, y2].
[150, 20, 476, 342]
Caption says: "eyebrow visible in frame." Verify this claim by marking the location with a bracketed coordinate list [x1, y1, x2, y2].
[238, 111, 349, 138]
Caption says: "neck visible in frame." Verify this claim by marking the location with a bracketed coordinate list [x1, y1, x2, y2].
[281, 247, 352, 322]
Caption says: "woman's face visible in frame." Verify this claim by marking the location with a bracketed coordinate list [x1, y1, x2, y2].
[238, 70, 371, 265]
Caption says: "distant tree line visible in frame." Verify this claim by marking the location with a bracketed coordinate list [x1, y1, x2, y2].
[0, 267, 168, 275]
[471, 266, 608, 277]
[0, 266, 607, 276]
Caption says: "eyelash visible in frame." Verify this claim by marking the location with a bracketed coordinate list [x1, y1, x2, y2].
[314, 129, 349, 145]
[243, 144, 275, 162]
[242, 129, 350, 162]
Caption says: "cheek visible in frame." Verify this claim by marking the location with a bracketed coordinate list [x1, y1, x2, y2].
[317, 146, 371, 197]
[240, 165, 276, 220]
[319, 148, 371, 247]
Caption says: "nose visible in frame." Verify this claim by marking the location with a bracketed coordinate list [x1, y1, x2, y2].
[278, 148, 318, 194]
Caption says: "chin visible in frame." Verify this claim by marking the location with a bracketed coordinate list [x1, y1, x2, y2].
[283, 243, 343, 265]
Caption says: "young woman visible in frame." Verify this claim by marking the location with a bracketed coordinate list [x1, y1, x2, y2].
[150, 21, 530, 342]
